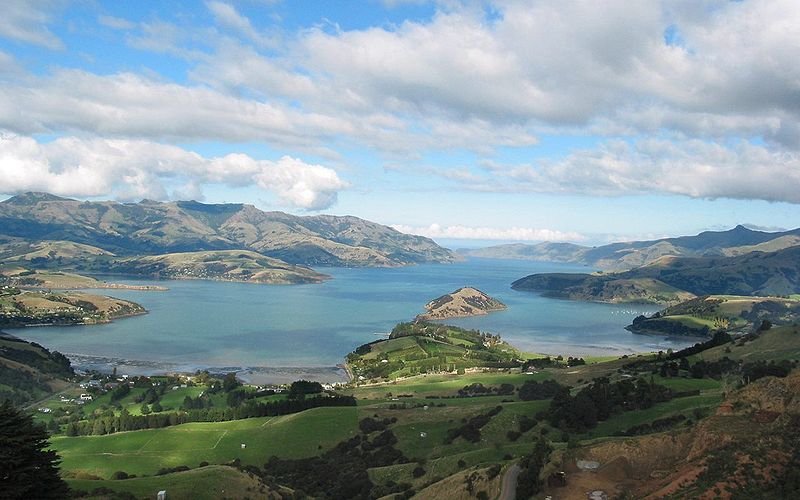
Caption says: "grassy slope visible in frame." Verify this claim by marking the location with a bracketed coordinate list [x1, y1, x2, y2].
[52, 407, 359, 478]
[628, 295, 800, 337]
[693, 324, 800, 363]
[50, 326, 800, 497]
[347, 324, 523, 382]
[66, 465, 270, 500]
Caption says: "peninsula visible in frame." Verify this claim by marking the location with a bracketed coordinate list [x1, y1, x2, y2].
[417, 287, 507, 321]
[0, 287, 146, 327]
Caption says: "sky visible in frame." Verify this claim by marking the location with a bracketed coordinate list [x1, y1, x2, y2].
[0, 0, 798, 246]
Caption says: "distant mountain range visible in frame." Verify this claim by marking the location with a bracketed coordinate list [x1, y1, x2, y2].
[512, 245, 800, 305]
[462, 225, 800, 270]
[0, 193, 456, 268]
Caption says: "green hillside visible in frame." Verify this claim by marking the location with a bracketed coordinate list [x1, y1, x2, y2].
[346, 322, 522, 382]
[0, 333, 74, 406]
[512, 245, 800, 304]
[627, 295, 800, 337]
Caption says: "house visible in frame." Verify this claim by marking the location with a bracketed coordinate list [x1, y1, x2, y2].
[79, 394, 93, 401]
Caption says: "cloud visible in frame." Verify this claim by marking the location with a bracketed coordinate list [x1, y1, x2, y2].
[0, 0, 63, 49]
[0, 70, 354, 151]
[206, 1, 276, 48]
[0, 134, 347, 210]
[184, 0, 800, 156]
[441, 138, 800, 204]
[392, 223, 586, 242]
[2, 0, 799, 207]
[98, 15, 135, 31]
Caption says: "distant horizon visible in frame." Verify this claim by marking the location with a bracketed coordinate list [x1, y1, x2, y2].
[2, 191, 793, 250]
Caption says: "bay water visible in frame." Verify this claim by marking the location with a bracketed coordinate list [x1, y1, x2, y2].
[8, 259, 697, 380]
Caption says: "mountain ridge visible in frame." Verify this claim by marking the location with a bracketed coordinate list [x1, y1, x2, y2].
[462, 225, 800, 270]
[0, 192, 456, 268]
[512, 245, 800, 305]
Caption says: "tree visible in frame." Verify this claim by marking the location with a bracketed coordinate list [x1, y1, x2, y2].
[0, 400, 70, 499]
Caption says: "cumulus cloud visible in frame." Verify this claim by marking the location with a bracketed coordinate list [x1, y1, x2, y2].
[0, 134, 347, 210]
[392, 223, 586, 242]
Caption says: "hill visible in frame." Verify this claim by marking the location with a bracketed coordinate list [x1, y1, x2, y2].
[512, 245, 800, 304]
[462, 225, 800, 270]
[346, 322, 521, 381]
[417, 287, 507, 321]
[88, 250, 329, 284]
[0, 333, 74, 406]
[627, 295, 800, 337]
[0, 193, 457, 267]
[0, 286, 145, 327]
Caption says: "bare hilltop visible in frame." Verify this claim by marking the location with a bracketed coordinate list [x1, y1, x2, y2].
[418, 287, 507, 321]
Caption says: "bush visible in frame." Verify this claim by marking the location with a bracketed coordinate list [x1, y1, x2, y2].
[412, 466, 426, 478]
[111, 471, 129, 480]
[507, 430, 521, 441]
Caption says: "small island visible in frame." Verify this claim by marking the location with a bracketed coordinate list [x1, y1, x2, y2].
[417, 287, 507, 321]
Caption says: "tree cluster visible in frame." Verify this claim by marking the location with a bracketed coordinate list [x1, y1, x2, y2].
[546, 377, 673, 433]
[260, 427, 410, 499]
[444, 405, 503, 444]
[517, 380, 565, 401]
[516, 437, 553, 499]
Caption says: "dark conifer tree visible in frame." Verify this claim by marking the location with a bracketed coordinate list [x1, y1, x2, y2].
[0, 400, 69, 499]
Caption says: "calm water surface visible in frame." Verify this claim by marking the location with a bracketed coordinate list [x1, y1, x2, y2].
[9, 259, 697, 374]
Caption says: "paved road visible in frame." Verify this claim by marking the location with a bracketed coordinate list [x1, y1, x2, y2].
[498, 463, 521, 500]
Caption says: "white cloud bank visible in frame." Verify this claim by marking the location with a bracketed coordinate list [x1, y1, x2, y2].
[392, 223, 585, 242]
[458, 139, 800, 204]
[0, 134, 347, 210]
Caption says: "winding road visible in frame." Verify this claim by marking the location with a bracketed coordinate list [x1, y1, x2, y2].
[498, 463, 521, 500]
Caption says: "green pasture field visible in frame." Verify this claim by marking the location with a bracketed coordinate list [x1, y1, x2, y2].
[694, 325, 800, 362]
[52, 406, 359, 478]
[367, 399, 550, 461]
[66, 465, 267, 500]
[649, 375, 723, 392]
[662, 314, 718, 329]
[350, 371, 551, 399]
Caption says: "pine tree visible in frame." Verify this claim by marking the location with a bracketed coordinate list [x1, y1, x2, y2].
[0, 400, 70, 499]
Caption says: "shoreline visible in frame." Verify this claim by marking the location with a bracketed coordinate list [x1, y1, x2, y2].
[0, 309, 147, 329]
[62, 352, 351, 385]
[20, 283, 168, 291]
[420, 306, 507, 321]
